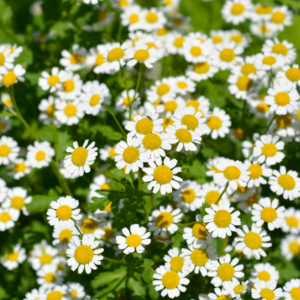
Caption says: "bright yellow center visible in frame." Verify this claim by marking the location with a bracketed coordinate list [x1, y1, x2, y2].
[56, 205, 72, 220]
[64, 104, 77, 117]
[123, 146, 140, 163]
[241, 63, 257, 76]
[236, 183, 248, 193]
[164, 100, 178, 112]
[223, 166, 241, 180]
[157, 83, 170, 96]
[8, 251, 19, 261]
[207, 116, 222, 130]
[194, 62, 210, 74]
[96, 54, 105, 66]
[271, 11, 285, 24]
[256, 5, 272, 14]
[170, 256, 184, 272]
[134, 49, 150, 62]
[102, 226, 115, 240]
[217, 263, 235, 281]
[176, 128, 192, 143]
[216, 295, 232, 300]
[262, 56, 276, 65]
[274, 92, 290, 106]
[161, 117, 174, 131]
[231, 34, 242, 43]
[244, 232, 262, 250]
[35, 151, 46, 161]
[290, 287, 300, 300]
[186, 100, 200, 109]
[155, 212, 174, 228]
[261, 207, 277, 223]
[74, 245, 94, 264]
[220, 49, 235, 62]
[190, 46, 202, 57]
[45, 273, 56, 283]
[258, 271, 271, 281]
[71, 147, 88, 167]
[48, 75, 59, 87]
[70, 54, 84, 64]
[257, 103, 269, 113]
[153, 165, 173, 185]
[156, 28, 170, 36]
[100, 183, 110, 191]
[214, 210, 232, 228]
[107, 48, 125, 62]
[173, 37, 185, 48]
[181, 115, 198, 131]
[81, 218, 98, 234]
[191, 248, 209, 266]
[40, 254, 53, 265]
[47, 291, 63, 300]
[0, 212, 11, 222]
[0, 53, 5, 66]
[146, 12, 158, 23]
[192, 222, 209, 239]
[62, 80, 75, 93]
[231, 3, 245, 15]
[0, 145, 11, 157]
[90, 94, 100, 106]
[286, 68, 300, 82]
[11, 196, 25, 210]
[46, 105, 55, 118]
[248, 164, 262, 179]
[259, 24, 271, 33]
[205, 191, 221, 206]
[2, 99, 11, 108]
[162, 271, 180, 289]
[181, 188, 196, 203]
[276, 114, 292, 128]
[2, 71, 17, 86]
[126, 234, 142, 247]
[59, 229, 72, 243]
[109, 147, 118, 158]
[260, 288, 275, 300]
[272, 43, 288, 56]
[136, 118, 153, 135]
[286, 216, 299, 227]
[278, 174, 295, 190]
[177, 81, 188, 89]
[262, 143, 277, 157]
[290, 241, 300, 255]
[212, 36, 223, 44]
[129, 13, 139, 24]
[118, 0, 129, 6]
[236, 76, 253, 91]
[234, 285, 244, 294]
[146, 42, 157, 50]
[123, 97, 134, 107]
[143, 133, 162, 151]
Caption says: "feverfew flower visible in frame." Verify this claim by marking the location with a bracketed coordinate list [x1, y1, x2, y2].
[1, 244, 26, 270]
[127, 44, 158, 68]
[0, 64, 26, 87]
[222, 0, 253, 25]
[60, 44, 87, 71]
[250, 263, 279, 285]
[283, 279, 300, 300]
[163, 247, 191, 274]
[0, 136, 20, 166]
[252, 281, 282, 300]
[38, 67, 63, 92]
[55, 99, 85, 126]
[26, 141, 55, 168]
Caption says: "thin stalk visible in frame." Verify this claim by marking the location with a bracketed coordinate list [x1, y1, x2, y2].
[74, 223, 83, 239]
[201, 140, 212, 160]
[116, 22, 123, 42]
[51, 162, 73, 196]
[130, 63, 143, 120]
[119, 63, 131, 111]
[215, 182, 229, 205]
[103, 105, 126, 137]
[151, 193, 155, 209]
[103, 256, 124, 264]
[264, 114, 276, 134]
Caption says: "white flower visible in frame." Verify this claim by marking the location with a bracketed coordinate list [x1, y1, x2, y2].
[227, 281, 249, 300]
[251, 197, 285, 231]
[250, 263, 279, 285]
[281, 207, 300, 234]
[67, 282, 86, 299]
[183, 39, 210, 63]
[283, 279, 300, 300]
[153, 266, 189, 298]
[244, 160, 272, 188]
[37, 264, 63, 286]
[268, 166, 300, 200]
[148, 205, 183, 236]
[55, 99, 85, 126]
[163, 247, 191, 274]
[38, 67, 63, 92]
[156, 96, 186, 118]
[142, 157, 182, 195]
[173, 76, 196, 95]
[186, 58, 219, 82]
[121, 5, 144, 32]
[127, 44, 158, 68]
[115, 89, 140, 112]
[116, 224, 151, 254]
[204, 200, 241, 238]
[280, 235, 300, 260]
[26, 141, 55, 168]
[0, 46, 14, 73]
[228, 73, 254, 100]
[270, 6, 292, 31]
[60, 44, 87, 71]
[0, 136, 20, 165]
[52, 223, 79, 250]
[0, 207, 18, 231]
[0, 64, 26, 87]
[64, 140, 98, 176]
[67, 235, 104, 274]
[142, 8, 167, 32]
[88, 174, 111, 201]
[86, 45, 108, 74]
[276, 64, 300, 87]
[250, 22, 278, 39]
[78, 213, 104, 239]
[1, 244, 26, 270]
[38, 96, 58, 125]
[222, 0, 253, 25]
[1, 93, 13, 109]
[57, 71, 83, 100]
[234, 224, 272, 260]
[255, 53, 285, 71]
[146, 78, 176, 103]
[24, 288, 42, 300]
[251, 4, 272, 22]
[252, 281, 282, 300]
[99, 145, 118, 161]
[232, 55, 265, 80]
[40, 285, 69, 300]
[9, 158, 31, 180]
[47, 196, 82, 228]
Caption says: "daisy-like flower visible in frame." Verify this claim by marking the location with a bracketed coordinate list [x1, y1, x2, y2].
[282, 207, 300, 234]
[142, 8, 167, 32]
[270, 6, 292, 31]
[153, 266, 189, 298]
[255, 53, 285, 71]
[116, 224, 151, 254]
[0, 46, 14, 73]
[276, 64, 300, 87]
[203, 200, 241, 238]
[165, 32, 186, 55]
[228, 73, 254, 100]
[47, 196, 82, 228]
[208, 254, 244, 288]
[2, 187, 32, 217]
[253, 135, 285, 166]
[250, 263, 279, 285]
[38, 67, 63, 92]
[208, 288, 234, 300]
[265, 84, 299, 115]
[1, 244, 26, 270]
[86, 45, 108, 74]
[205, 157, 225, 177]
[121, 5, 144, 32]
[186, 58, 219, 82]
[281, 235, 300, 260]
[214, 160, 250, 191]
[57, 71, 83, 100]
[146, 78, 176, 103]
[99, 145, 118, 161]
[52, 224, 79, 250]
[99, 220, 118, 244]
[143, 157, 182, 195]
[163, 247, 191, 274]
[251, 198, 285, 231]
[26, 141, 55, 169]
[166, 123, 201, 152]
[0, 64, 26, 87]
[183, 215, 213, 246]
[227, 281, 249, 300]
[271, 113, 298, 139]
[10, 159, 31, 182]
[67, 282, 86, 299]
[183, 39, 209, 63]
[78, 213, 104, 239]
[233, 56, 265, 80]
[67, 235, 104, 274]
[268, 166, 300, 200]
[244, 160, 272, 188]
[204, 107, 231, 139]
[1, 93, 13, 109]
[0, 207, 18, 231]
[252, 4, 272, 22]
[114, 136, 148, 174]
[173, 180, 203, 212]
[55, 99, 85, 126]
[115, 89, 140, 112]
[148, 205, 183, 236]
[222, 0, 253, 25]
[283, 279, 300, 300]
[173, 76, 196, 95]
[200, 183, 229, 207]
[37, 264, 63, 286]
[88, 174, 111, 201]
[41, 285, 69, 300]
[24, 288, 42, 300]
[214, 42, 243, 70]
[0, 136, 20, 165]
[249, 94, 271, 120]
[182, 241, 218, 276]
[0, 117, 11, 135]
[38, 96, 57, 125]
[64, 140, 98, 176]
[60, 44, 87, 71]
[250, 22, 278, 39]
[234, 224, 272, 260]
[252, 281, 282, 300]
[156, 96, 186, 118]
[127, 44, 158, 68]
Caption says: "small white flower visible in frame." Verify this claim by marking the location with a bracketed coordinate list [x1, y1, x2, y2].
[37, 264, 63, 286]
[283, 279, 300, 300]
[282, 207, 300, 234]
[227, 281, 249, 300]
[55, 99, 85, 126]
[0, 45, 15, 72]
[0, 207, 19, 231]
[40, 285, 69, 300]
[0, 64, 26, 87]
[77, 213, 104, 239]
[57, 71, 83, 100]
[52, 223, 79, 250]
[1, 244, 26, 270]
[146, 78, 176, 103]
[27, 141, 55, 168]
[67, 282, 86, 299]
[142, 8, 167, 32]
[186, 58, 219, 82]
[208, 288, 235, 300]
[163, 247, 191, 274]
[244, 160, 272, 188]
[280, 234, 300, 260]
[255, 53, 285, 71]
[127, 44, 158, 69]
[250, 263, 279, 285]
[0, 136, 20, 166]
[252, 281, 282, 300]
[38, 96, 58, 125]
[270, 6, 292, 31]
[115, 89, 140, 112]
[9, 158, 31, 180]
[221, 0, 253, 25]
[276, 64, 300, 87]
[38, 67, 63, 92]
[60, 44, 87, 71]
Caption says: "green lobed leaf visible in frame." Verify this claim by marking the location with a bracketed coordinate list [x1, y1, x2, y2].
[27, 190, 58, 214]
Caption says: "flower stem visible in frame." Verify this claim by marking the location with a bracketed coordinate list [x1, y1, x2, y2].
[103, 256, 124, 264]
[103, 105, 126, 137]
[264, 114, 276, 134]
[201, 140, 212, 160]
[74, 223, 83, 239]
[215, 181, 229, 205]
[130, 63, 143, 120]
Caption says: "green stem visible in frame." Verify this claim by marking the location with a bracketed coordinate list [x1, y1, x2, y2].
[103, 256, 124, 264]
[264, 114, 276, 134]
[151, 193, 155, 209]
[130, 63, 143, 120]
[74, 223, 83, 239]
[215, 182, 229, 205]
[119, 63, 131, 113]
[201, 140, 212, 160]
[103, 105, 126, 137]
[51, 162, 73, 196]
[116, 22, 123, 42]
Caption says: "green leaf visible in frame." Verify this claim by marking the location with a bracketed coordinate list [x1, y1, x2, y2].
[0, 110, 14, 118]
[15, 49, 33, 67]
[27, 190, 58, 214]
[56, 130, 73, 161]
[128, 277, 146, 297]
[141, 259, 154, 284]
[92, 267, 126, 289]
[91, 124, 123, 141]
[50, 21, 71, 39]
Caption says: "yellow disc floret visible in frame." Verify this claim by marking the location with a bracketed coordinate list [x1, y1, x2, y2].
[207, 116, 222, 130]
[220, 49, 235, 62]
[155, 212, 174, 228]
[260, 288, 275, 300]
[35, 151, 46, 161]
[261, 143, 277, 157]
[47, 290, 64, 300]
[214, 210, 232, 228]
[192, 222, 209, 239]
[248, 164, 263, 179]
[162, 271, 180, 289]
[231, 3, 245, 15]
[56, 205, 72, 220]
[223, 166, 241, 180]
[278, 174, 295, 190]
[123, 146, 140, 163]
[143, 133, 162, 151]
[244, 232, 262, 250]
[107, 48, 125, 62]
[64, 104, 77, 117]
[135, 118, 154, 135]
[181, 115, 199, 131]
[176, 128, 192, 143]
[74, 245, 94, 264]
[274, 92, 290, 106]
[134, 49, 150, 62]
[261, 207, 277, 223]
[170, 256, 184, 272]
[59, 229, 73, 243]
[181, 189, 196, 203]
[71, 147, 88, 167]
[194, 62, 210, 74]
[89, 94, 100, 107]
[126, 234, 142, 247]
[217, 263, 235, 281]
[81, 218, 98, 234]
[2, 71, 17, 87]
[153, 165, 173, 184]
[11, 196, 25, 210]
[191, 249, 209, 266]
[258, 271, 271, 281]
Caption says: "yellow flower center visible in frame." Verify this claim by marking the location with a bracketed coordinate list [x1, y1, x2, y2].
[214, 210, 232, 228]
[170, 256, 184, 272]
[205, 190, 221, 206]
[274, 92, 290, 106]
[109, 147, 118, 158]
[100, 183, 110, 191]
[0, 212, 11, 223]
[256, 5, 272, 14]
[272, 43, 288, 55]
[161, 117, 174, 131]
[89, 94, 100, 107]
[173, 37, 185, 48]
[258, 271, 271, 281]
[216, 295, 232, 300]
[157, 83, 170, 96]
[233, 128, 244, 140]
[123, 146, 140, 163]
[46, 104, 55, 118]
[8, 251, 19, 261]
[217, 263, 235, 281]
[35, 151, 46, 161]
[286, 216, 299, 227]
[142, 133, 162, 151]
[191, 248, 209, 266]
[0, 121, 6, 131]
[261, 143, 277, 157]
[96, 54, 105, 65]
[59, 229, 72, 243]
[261, 207, 277, 223]
[241, 63, 257, 76]
[248, 164, 263, 179]
[262, 56, 276, 65]
[74, 245, 94, 264]
[0, 145, 11, 157]
[2, 71, 17, 86]
[146, 42, 157, 50]
[236, 183, 247, 193]
[56, 205, 72, 220]
[70, 53, 84, 64]
[47, 291, 63, 300]
[0, 53, 5, 66]
[155, 212, 174, 228]
[162, 271, 180, 289]
[81, 218, 98, 234]
[104, 201, 112, 212]
[192, 222, 209, 239]
[71, 147, 88, 167]
[136, 118, 154, 135]
[62, 79, 75, 93]
[177, 81, 188, 89]
[245, 194, 257, 206]
[146, 12, 158, 23]
[45, 273, 56, 283]
[123, 97, 134, 107]
[236, 76, 253, 91]
[234, 285, 244, 294]
[175, 128, 192, 143]
[220, 49, 235, 62]
[107, 48, 125, 62]
[278, 174, 295, 190]
[276, 114, 292, 128]
[286, 68, 300, 82]
[257, 103, 269, 113]
[190, 46, 202, 57]
[129, 13, 139, 24]
[207, 116, 222, 130]
[40, 253, 53, 265]
[164, 100, 178, 112]
[271, 11, 285, 24]
[181, 188, 196, 203]
[102, 226, 115, 240]
[134, 49, 150, 62]
[223, 166, 241, 180]
[212, 36, 223, 44]
[290, 287, 300, 300]
[290, 241, 300, 255]
[126, 234, 142, 247]
[11, 196, 25, 210]
[118, 0, 129, 6]
[260, 288, 275, 300]
[153, 165, 173, 184]
[181, 115, 198, 131]
[48, 75, 59, 87]
[231, 34, 242, 43]
[259, 24, 271, 33]
[231, 3, 244, 15]
[194, 62, 210, 74]
[186, 100, 200, 110]
[244, 232, 262, 249]
[156, 28, 170, 36]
